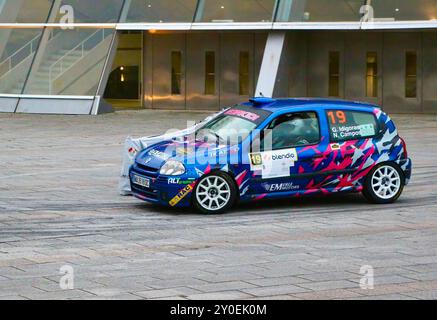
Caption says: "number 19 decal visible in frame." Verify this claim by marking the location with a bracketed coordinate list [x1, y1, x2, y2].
[327, 111, 347, 125]
[250, 153, 263, 166]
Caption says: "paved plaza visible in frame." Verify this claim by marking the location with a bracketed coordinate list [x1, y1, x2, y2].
[0, 110, 437, 300]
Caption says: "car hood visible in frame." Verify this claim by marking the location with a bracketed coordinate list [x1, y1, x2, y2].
[136, 137, 231, 170]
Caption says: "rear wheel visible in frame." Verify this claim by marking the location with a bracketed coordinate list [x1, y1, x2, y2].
[363, 163, 405, 204]
[193, 172, 237, 214]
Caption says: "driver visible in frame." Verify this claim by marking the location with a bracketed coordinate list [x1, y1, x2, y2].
[271, 115, 312, 148]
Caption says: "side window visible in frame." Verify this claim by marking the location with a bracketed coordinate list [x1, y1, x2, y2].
[262, 112, 320, 151]
[326, 110, 379, 142]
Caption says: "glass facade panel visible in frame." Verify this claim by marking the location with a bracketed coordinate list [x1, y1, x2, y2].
[196, 0, 277, 22]
[0, 0, 53, 23]
[0, 29, 43, 94]
[54, 0, 124, 23]
[405, 51, 417, 98]
[329, 51, 340, 97]
[276, 0, 363, 22]
[239, 51, 250, 96]
[125, 0, 198, 23]
[24, 28, 115, 96]
[204, 51, 215, 95]
[370, 0, 437, 21]
[366, 52, 378, 97]
[171, 51, 182, 95]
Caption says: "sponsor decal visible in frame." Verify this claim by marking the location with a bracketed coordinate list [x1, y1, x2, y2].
[359, 124, 376, 137]
[330, 143, 341, 151]
[148, 149, 171, 160]
[330, 124, 376, 140]
[263, 182, 300, 192]
[176, 147, 195, 156]
[250, 153, 263, 166]
[169, 185, 193, 206]
[168, 178, 196, 185]
[128, 147, 138, 156]
[250, 149, 298, 179]
[225, 109, 260, 122]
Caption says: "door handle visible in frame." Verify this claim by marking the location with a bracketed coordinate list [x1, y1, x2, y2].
[312, 154, 324, 159]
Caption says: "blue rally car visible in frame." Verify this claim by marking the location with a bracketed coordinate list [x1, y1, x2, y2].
[129, 98, 412, 214]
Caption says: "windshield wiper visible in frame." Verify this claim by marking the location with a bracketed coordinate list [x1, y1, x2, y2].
[210, 131, 226, 143]
[196, 129, 225, 144]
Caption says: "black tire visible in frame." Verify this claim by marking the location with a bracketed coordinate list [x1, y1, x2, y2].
[363, 162, 405, 204]
[193, 171, 238, 214]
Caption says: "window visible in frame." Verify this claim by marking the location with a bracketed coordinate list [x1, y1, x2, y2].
[195, 0, 276, 23]
[171, 51, 182, 95]
[125, 0, 198, 23]
[326, 110, 379, 142]
[55, 0, 124, 23]
[366, 52, 378, 98]
[370, 0, 437, 22]
[277, 0, 364, 22]
[204, 51, 215, 95]
[197, 106, 271, 145]
[263, 112, 321, 150]
[239, 51, 250, 96]
[405, 51, 417, 98]
[329, 52, 340, 97]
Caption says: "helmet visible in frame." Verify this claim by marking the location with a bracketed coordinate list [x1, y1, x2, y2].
[289, 116, 306, 136]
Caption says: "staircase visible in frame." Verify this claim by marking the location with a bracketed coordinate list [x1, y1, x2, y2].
[0, 29, 113, 96]
[0, 34, 41, 94]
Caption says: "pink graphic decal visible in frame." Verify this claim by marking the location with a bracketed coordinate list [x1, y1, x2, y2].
[254, 194, 267, 201]
[334, 175, 353, 191]
[235, 170, 248, 187]
[225, 109, 260, 122]
[204, 165, 212, 175]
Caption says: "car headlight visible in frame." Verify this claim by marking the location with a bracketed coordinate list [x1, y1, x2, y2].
[160, 160, 186, 176]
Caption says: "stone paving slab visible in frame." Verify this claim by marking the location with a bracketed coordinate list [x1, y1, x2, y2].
[0, 111, 436, 300]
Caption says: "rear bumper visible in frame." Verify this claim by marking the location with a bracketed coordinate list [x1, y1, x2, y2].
[398, 158, 412, 185]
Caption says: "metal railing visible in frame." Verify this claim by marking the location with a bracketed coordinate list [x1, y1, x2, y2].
[0, 34, 41, 78]
[48, 29, 112, 94]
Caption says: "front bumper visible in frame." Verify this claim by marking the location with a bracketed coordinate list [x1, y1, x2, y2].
[129, 163, 196, 207]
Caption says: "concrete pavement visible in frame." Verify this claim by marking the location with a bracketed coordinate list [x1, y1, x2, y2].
[0, 110, 436, 300]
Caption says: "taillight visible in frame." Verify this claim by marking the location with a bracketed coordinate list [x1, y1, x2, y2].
[400, 137, 408, 159]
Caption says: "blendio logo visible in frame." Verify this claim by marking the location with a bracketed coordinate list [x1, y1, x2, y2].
[272, 152, 297, 161]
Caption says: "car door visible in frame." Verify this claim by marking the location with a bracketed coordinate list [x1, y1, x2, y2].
[324, 109, 381, 188]
[248, 110, 328, 196]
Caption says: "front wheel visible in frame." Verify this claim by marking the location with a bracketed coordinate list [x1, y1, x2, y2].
[193, 172, 237, 214]
[363, 163, 405, 204]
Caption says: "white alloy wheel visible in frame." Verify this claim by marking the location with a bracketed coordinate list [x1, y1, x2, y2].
[195, 176, 232, 212]
[371, 165, 402, 200]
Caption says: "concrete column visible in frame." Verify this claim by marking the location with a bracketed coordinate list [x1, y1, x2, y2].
[194, 0, 205, 22]
[255, 32, 286, 98]
[119, 0, 132, 23]
[276, 0, 307, 22]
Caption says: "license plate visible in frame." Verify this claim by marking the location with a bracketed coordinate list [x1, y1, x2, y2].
[133, 175, 150, 188]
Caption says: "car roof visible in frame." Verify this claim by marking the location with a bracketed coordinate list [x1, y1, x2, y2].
[243, 98, 379, 113]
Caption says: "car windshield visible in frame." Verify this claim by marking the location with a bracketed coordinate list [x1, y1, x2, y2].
[196, 106, 271, 145]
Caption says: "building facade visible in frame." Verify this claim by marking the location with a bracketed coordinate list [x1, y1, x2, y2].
[0, 0, 436, 115]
